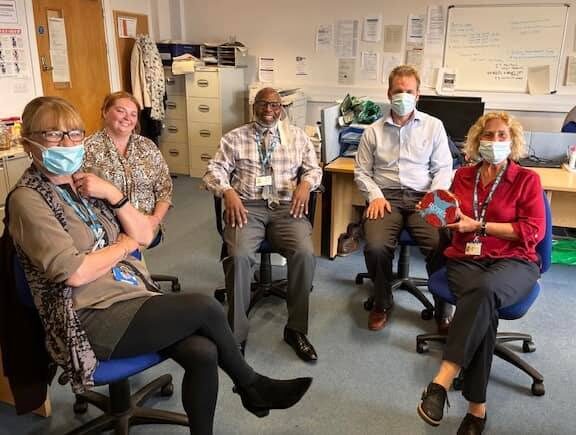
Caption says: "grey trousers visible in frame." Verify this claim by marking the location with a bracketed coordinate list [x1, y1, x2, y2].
[222, 201, 316, 343]
[363, 188, 449, 316]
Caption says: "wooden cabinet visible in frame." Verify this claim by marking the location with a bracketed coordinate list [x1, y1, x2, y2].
[186, 66, 245, 177]
[159, 67, 189, 175]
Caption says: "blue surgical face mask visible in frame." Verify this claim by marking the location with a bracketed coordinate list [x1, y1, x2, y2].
[25, 138, 85, 175]
[390, 92, 416, 117]
[478, 140, 511, 164]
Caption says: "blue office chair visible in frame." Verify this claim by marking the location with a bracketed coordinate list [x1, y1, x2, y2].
[416, 192, 552, 397]
[358, 229, 436, 319]
[213, 190, 319, 314]
[13, 255, 188, 434]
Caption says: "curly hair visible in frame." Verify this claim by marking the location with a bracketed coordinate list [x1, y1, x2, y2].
[463, 112, 526, 162]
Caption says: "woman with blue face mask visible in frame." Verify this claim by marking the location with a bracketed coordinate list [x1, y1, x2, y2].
[417, 112, 546, 434]
[8, 96, 312, 434]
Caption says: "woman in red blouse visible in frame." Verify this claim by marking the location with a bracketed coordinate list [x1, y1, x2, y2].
[417, 112, 545, 434]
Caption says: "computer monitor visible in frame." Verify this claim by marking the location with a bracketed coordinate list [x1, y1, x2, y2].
[416, 96, 485, 143]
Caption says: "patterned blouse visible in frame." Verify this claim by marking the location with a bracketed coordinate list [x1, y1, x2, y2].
[84, 130, 173, 215]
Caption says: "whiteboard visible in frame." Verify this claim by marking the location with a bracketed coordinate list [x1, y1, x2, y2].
[443, 4, 569, 93]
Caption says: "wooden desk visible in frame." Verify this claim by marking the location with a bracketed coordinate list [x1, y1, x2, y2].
[324, 157, 576, 259]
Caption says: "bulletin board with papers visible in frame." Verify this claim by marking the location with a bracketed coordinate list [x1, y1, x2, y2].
[443, 4, 569, 93]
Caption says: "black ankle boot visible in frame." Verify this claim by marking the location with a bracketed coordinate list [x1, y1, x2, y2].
[235, 374, 312, 417]
[457, 413, 487, 435]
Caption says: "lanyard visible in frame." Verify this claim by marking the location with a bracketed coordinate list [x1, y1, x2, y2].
[254, 125, 279, 169]
[473, 162, 507, 226]
[56, 185, 108, 251]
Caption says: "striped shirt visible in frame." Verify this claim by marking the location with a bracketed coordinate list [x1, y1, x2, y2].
[203, 121, 322, 200]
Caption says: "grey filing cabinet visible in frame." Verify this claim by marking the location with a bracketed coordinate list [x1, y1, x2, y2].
[0, 147, 31, 233]
[160, 67, 189, 175]
[186, 66, 245, 177]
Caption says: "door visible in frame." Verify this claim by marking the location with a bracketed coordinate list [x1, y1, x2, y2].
[33, 0, 110, 134]
[113, 10, 149, 92]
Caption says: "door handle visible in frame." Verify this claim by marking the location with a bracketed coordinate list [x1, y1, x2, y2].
[40, 55, 53, 72]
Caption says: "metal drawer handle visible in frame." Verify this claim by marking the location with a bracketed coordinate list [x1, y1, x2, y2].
[198, 105, 210, 113]
[197, 79, 209, 87]
[199, 129, 211, 137]
[166, 77, 175, 85]
[169, 149, 180, 156]
[200, 153, 212, 162]
[167, 126, 179, 133]
[166, 101, 177, 109]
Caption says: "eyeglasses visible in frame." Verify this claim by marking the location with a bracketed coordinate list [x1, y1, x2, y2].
[254, 101, 282, 110]
[33, 129, 85, 143]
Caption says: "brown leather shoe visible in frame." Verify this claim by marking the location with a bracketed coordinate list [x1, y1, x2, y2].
[368, 308, 391, 331]
[436, 316, 453, 335]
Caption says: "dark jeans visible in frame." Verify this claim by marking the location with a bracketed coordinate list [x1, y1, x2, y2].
[444, 258, 540, 403]
[111, 293, 256, 435]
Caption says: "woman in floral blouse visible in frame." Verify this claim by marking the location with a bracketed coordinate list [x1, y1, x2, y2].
[84, 91, 172, 234]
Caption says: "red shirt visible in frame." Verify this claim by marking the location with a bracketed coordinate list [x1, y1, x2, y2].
[444, 161, 545, 263]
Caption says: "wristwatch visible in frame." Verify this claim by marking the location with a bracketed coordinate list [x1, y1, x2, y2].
[110, 195, 129, 210]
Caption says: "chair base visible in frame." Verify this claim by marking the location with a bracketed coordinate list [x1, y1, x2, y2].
[66, 373, 188, 435]
[358, 272, 435, 320]
[214, 278, 288, 315]
[416, 332, 545, 396]
[151, 274, 181, 292]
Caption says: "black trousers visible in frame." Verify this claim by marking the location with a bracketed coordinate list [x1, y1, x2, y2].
[111, 293, 256, 435]
[444, 258, 540, 403]
[363, 188, 451, 317]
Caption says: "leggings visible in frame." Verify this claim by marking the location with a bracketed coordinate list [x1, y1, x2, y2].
[110, 293, 256, 435]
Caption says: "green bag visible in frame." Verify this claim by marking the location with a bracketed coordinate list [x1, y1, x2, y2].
[551, 239, 576, 265]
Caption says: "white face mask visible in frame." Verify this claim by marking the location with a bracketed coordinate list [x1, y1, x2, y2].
[478, 140, 511, 164]
[390, 92, 416, 117]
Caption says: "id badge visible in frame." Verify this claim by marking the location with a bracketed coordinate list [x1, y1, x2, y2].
[112, 266, 139, 286]
[465, 241, 482, 256]
[255, 175, 272, 187]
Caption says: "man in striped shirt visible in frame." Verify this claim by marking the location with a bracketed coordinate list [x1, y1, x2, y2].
[203, 88, 322, 362]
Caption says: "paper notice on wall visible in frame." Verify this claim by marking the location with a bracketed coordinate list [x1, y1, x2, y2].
[382, 54, 402, 83]
[48, 17, 70, 83]
[527, 65, 550, 95]
[361, 51, 378, 80]
[117, 16, 137, 38]
[258, 57, 275, 83]
[363, 16, 382, 42]
[406, 47, 423, 70]
[316, 24, 333, 51]
[295, 56, 308, 77]
[0, 27, 26, 77]
[407, 14, 425, 46]
[425, 5, 445, 48]
[565, 56, 576, 86]
[335, 19, 359, 58]
[338, 58, 356, 84]
[0, 1, 17, 24]
[383, 25, 403, 52]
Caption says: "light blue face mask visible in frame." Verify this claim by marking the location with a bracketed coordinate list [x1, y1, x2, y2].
[26, 138, 85, 175]
[390, 92, 416, 117]
[478, 140, 511, 164]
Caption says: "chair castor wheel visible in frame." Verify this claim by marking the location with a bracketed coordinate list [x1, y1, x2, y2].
[531, 382, 545, 396]
[421, 309, 434, 320]
[453, 376, 463, 391]
[172, 282, 181, 292]
[523, 340, 536, 353]
[73, 398, 88, 414]
[160, 382, 174, 397]
[416, 341, 429, 354]
[363, 297, 374, 311]
[214, 289, 226, 304]
[355, 275, 364, 285]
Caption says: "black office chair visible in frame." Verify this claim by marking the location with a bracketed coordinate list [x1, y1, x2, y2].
[357, 229, 435, 319]
[148, 230, 181, 292]
[213, 190, 319, 314]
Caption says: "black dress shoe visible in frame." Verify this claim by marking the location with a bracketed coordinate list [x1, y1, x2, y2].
[283, 328, 318, 362]
[235, 374, 312, 418]
[457, 413, 487, 435]
[417, 382, 450, 427]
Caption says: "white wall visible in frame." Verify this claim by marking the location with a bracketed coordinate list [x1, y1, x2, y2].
[179, 0, 576, 131]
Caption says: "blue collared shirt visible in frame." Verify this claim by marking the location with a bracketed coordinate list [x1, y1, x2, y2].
[354, 109, 453, 202]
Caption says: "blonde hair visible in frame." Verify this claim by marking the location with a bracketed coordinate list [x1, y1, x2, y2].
[388, 65, 421, 90]
[21, 96, 84, 139]
[100, 91, 141, 134]
[464, 112, 526, 162]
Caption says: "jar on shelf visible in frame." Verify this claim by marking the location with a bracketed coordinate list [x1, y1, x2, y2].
[0, 122, 11, 150]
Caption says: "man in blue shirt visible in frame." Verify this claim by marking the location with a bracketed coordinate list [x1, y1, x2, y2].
[354, 65, 453, 332]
